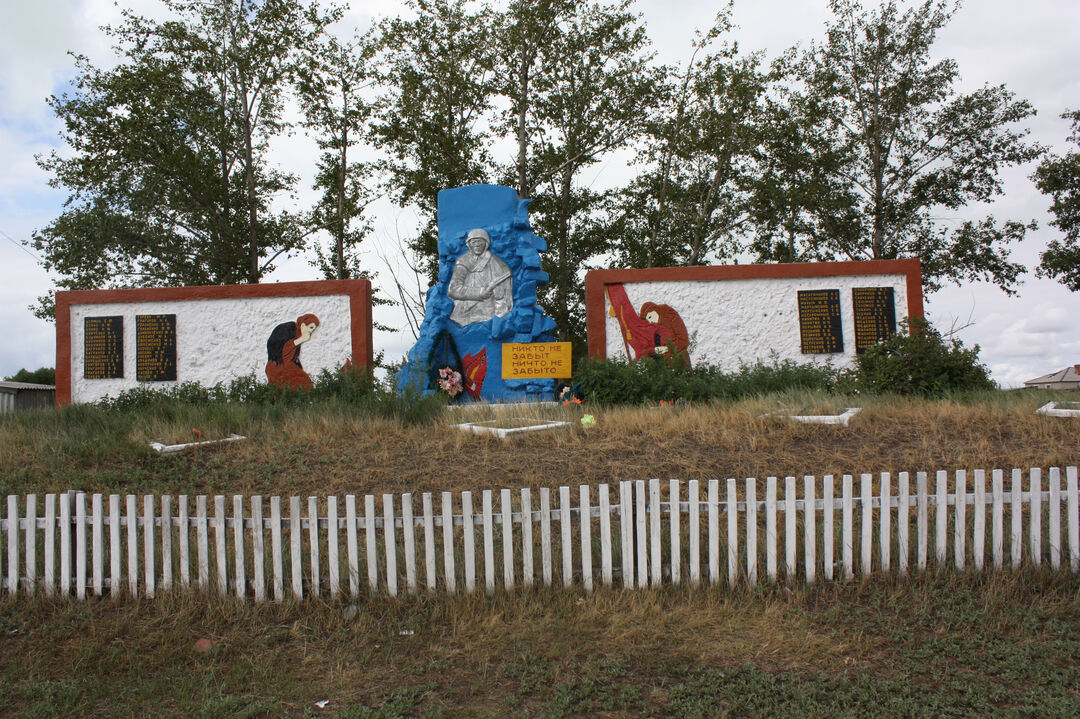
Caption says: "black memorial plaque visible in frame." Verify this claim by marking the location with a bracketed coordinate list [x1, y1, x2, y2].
[797, 289, 844, 354]
[852, 287, 896, 353]
[136, 314, 178, 382]
[84, 316, 124, 379]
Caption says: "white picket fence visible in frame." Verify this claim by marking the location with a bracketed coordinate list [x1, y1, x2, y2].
[3, 466, 1079, 601]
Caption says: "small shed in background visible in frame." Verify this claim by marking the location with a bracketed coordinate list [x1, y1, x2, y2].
[1023, 365, 1080, 391]
[0, 381, 56, 413]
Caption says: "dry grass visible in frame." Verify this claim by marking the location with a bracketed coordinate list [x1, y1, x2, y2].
[3, 392, 1080, 716]
[2, 571, 1078, 717]
[1, 391, 1076, 497]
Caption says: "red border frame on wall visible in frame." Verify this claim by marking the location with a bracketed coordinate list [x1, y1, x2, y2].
[55, 279, 374, 405]
[585, 259, 924, 359]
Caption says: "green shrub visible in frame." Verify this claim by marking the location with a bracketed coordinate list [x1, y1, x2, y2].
[95, 356, 447, 425]
[574, 356, 840, 405]
[852, 318, 996, 397]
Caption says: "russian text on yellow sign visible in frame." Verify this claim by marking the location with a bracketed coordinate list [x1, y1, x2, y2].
[501, 342, 573, 379]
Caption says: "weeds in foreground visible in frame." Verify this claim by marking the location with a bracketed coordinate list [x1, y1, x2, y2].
[1, 572, 1078, 717]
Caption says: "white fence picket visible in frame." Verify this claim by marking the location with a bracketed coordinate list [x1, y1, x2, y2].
[785, 477, 796, 580]
[649, 479, 661, 587]
[1068, 466, 1079, 572]
[727, 478, 738, 586]
[766, 477, 777, 583]
[178, 495, 189, 589]
[860, 474, 872, 576]
[880, 473, 891, 572]
[91, 494, 102, 596]
[345, 494, 359, 596]
[992, 470, 1004, 569]
[481, 490, 494, 593]
[973, 470, 986, 571]
[635, 480, 647, 589]
[253, 496, 266, 602]
[956, 470, 968, 571]
[402, 493, 417, 594]
[290, 496, 303, 599]
[935, 472, 948, 568]
[365, 494, 379, 592]
[196, 495, 209, 592]
[383, 494, 398, 597]
[824, 475, 834, 581]
[804, 476, 816, 584]
[917, 473, 928, 572]
[560, 486, 573, 588]
[26, 495, 37, 594]
[60, 492, 72, 596]
[898, 472, 910, 574]
[215, 495, 227, 597]
[233, 495, 245, 599]
[269, 496, 283, 602]
[1010, 469, 1023, 568]
[842, 475, 853, 580]
[618, 482, 633, 588]
[76, 493, 88, 599]
[7, 495, 19, 595]
[580, 485, 592, 592]
[1030, 468, 1042, 566]
[423, 493, 436, 592]
[309, 496, 321, 598]
[161, 496, 172, 591]
[688, 480, 700, 586]
[599, 484, 612, 587]
[442, 492, 456, 593]
[1050, 467, 1062, 570]
[326, 496, 338, 599]
[140, 495, 153, 598]
[746, 479, 757, 586]
[109, 494, 120, 597]
[125, 494, 137, 597]
[708, 479, 720, 586]
[501, 489, 514, 590]
[44, 494, 56, 597]
[669, 479, 680, 586]
[462, 491, 476, 592]
[539, 488, 551, 587]
[347, 494, 362, 595]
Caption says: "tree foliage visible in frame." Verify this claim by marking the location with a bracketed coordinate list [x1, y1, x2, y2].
[32, 0, 336, 318]
[372, 0, 499, 282]
[502, 0, 659, 343]
[1033, 110, 1080, 291]
[757, 0, 1041, 292]
[614, 8, 764, 269]
[298, 30, 379, 282]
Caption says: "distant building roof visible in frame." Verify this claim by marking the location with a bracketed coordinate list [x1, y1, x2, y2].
[1024, 364, 1080, 389]
[0, 381, 56, 391]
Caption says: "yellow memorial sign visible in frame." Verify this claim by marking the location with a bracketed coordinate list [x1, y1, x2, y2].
[502, 342, 572, 379]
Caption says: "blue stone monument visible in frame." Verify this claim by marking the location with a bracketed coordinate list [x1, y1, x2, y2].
[397, 184, 558, 401]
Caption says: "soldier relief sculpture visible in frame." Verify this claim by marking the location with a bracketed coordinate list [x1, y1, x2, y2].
[448, 228, 512, 326]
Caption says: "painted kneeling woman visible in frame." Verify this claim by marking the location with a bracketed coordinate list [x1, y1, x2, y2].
[265, 313, 320, 390]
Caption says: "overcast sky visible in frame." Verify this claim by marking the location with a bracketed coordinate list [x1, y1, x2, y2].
[1, 0, 1078, 386]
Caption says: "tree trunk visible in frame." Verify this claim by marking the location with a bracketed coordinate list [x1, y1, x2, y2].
[338, 106, 348, 280]
[557, 169, 573, 341]
[516, 49, 530, 198]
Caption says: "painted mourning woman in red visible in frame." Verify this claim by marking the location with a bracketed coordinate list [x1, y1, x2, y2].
[265, 314, 320, 390]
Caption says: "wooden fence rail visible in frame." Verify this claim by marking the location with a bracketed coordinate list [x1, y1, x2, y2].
[3, 466, 1079, 601]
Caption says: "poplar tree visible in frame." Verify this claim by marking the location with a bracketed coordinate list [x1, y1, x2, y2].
[32, 0, 336, 317]
[766, 0, 1042, 292]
